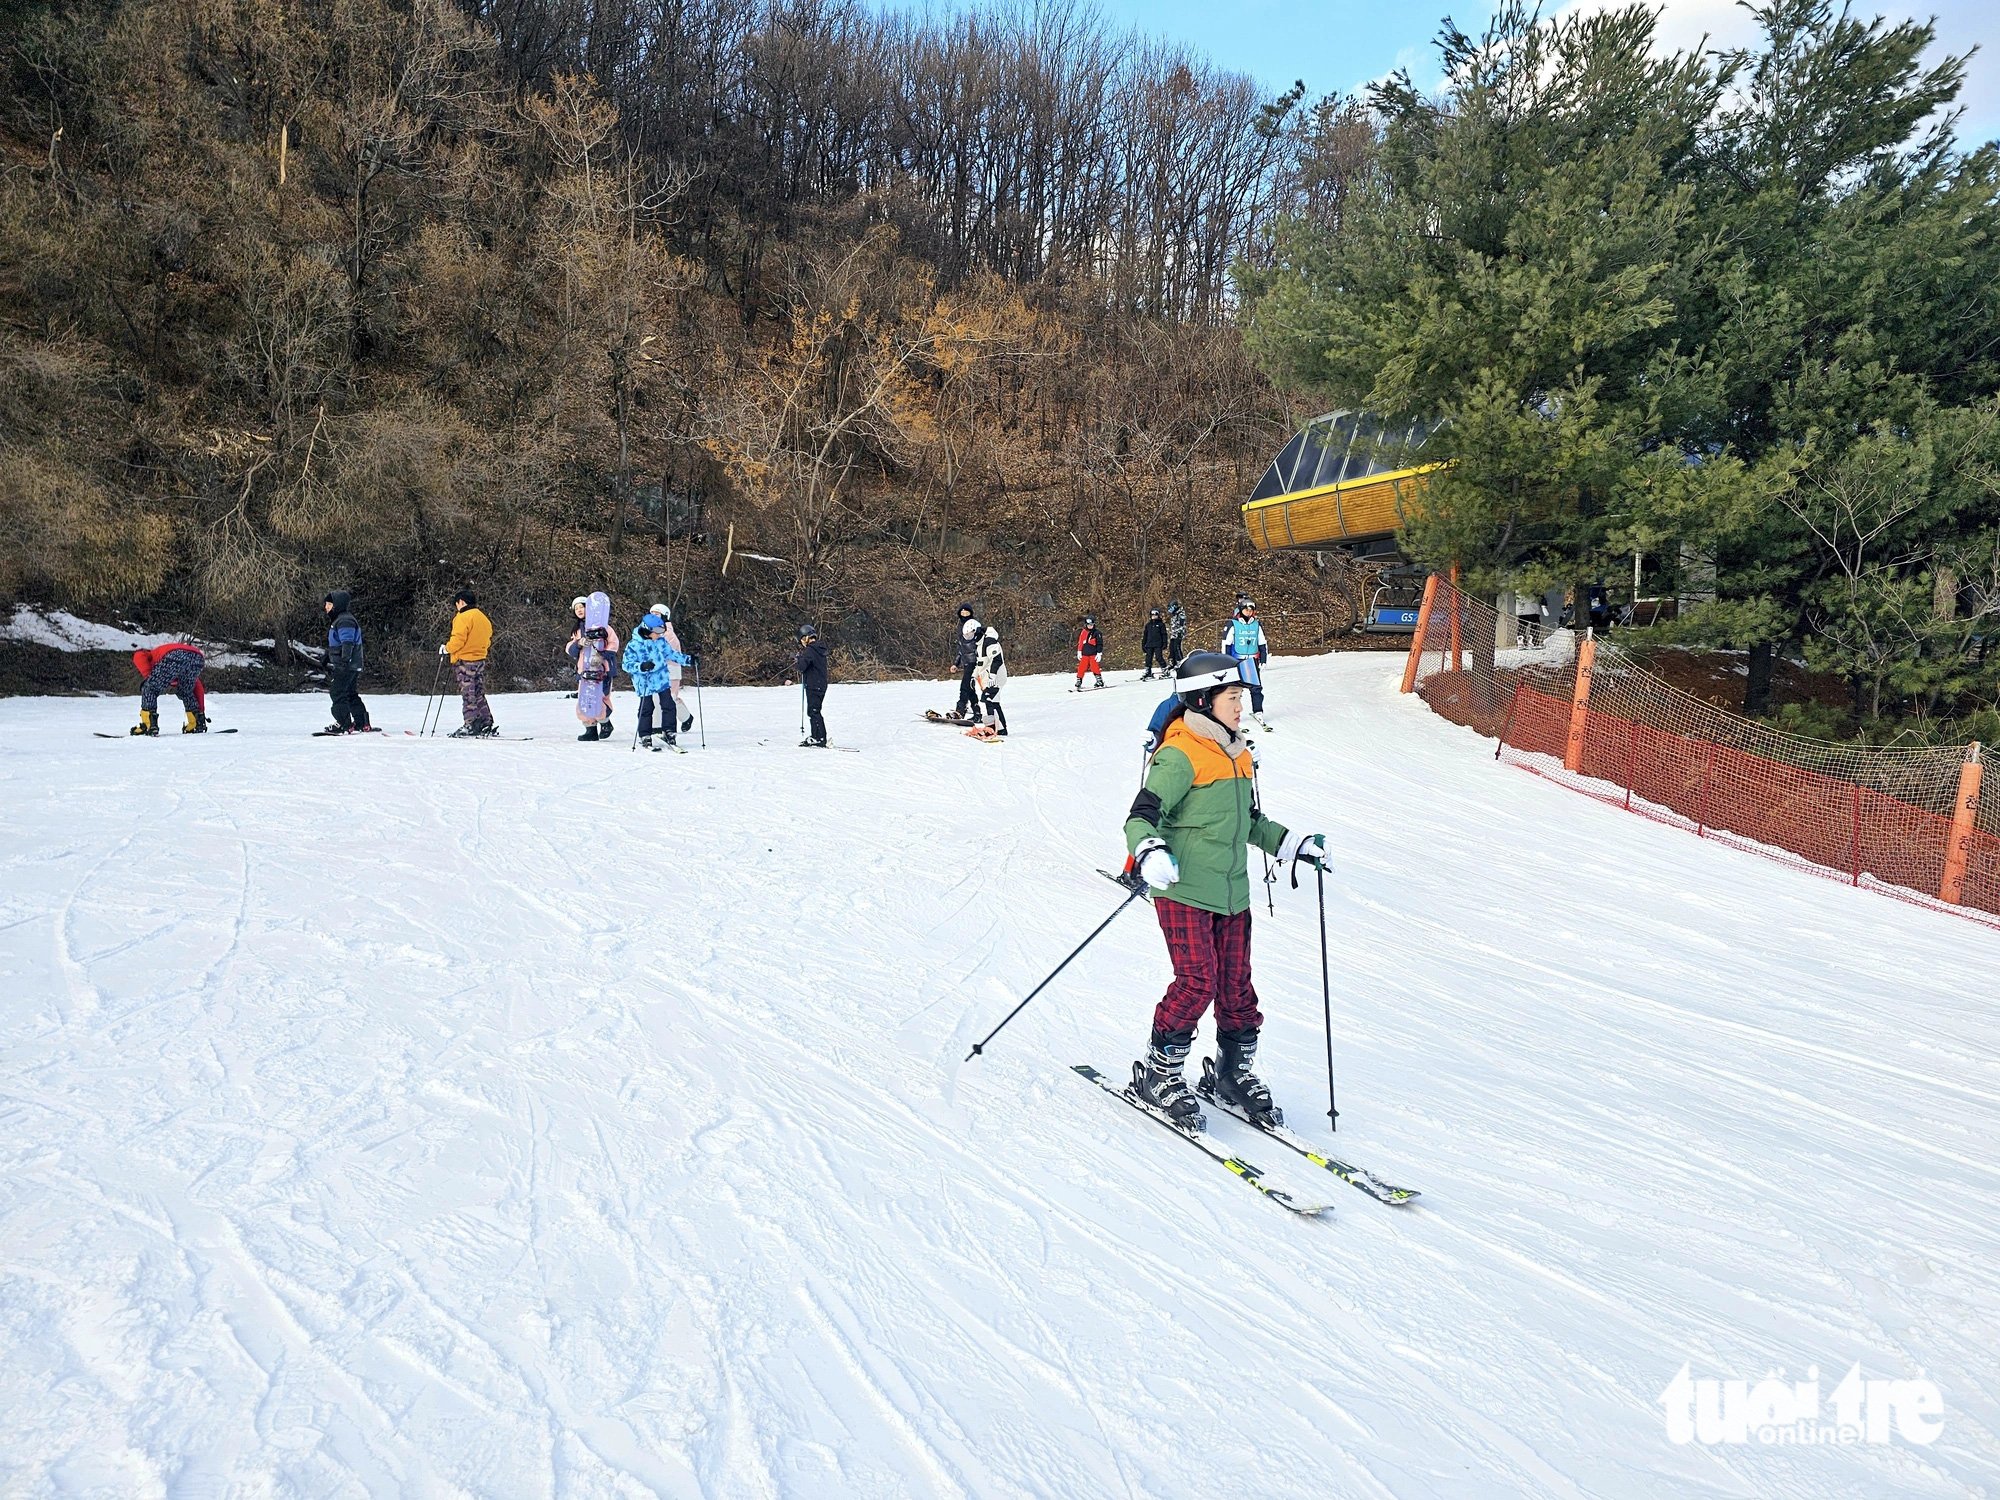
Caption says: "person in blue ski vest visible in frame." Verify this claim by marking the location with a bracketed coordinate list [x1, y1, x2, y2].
[621, 613, 692, 749]
[1221, 600, 1270, 724]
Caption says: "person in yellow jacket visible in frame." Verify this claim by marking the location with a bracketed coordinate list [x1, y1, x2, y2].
[440, 588, 497, 738]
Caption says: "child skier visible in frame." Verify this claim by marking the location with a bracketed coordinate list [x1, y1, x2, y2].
[795, 623, 830, 746]
[969, 621, 1008, 738]
[440, 589, 497, 737]
[650, 602, 696, 735]
[129, 642, 208, 735]
[1141, 608, 1169, 679]
[1074, 614, 1105, 690]
[320, 590, 372, 734]
[622, 613, 692, 750]
[1123, 652, 1324, 1131]
[1221, 599, 1271, 728]
[567, 591, 619, 741]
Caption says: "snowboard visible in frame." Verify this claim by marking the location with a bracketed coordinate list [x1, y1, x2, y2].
[312, 726, 382, 737]
[923, 710, 973, 724]
[96, 728, 239, 738]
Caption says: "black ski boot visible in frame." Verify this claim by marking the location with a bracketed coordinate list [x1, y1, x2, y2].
[1131, 1028, 1204, 1131]
[1202, 1027, 1282, 1126]
[578, 723, 600, 741]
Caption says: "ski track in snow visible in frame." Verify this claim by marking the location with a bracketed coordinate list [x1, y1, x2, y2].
[2, 658, 1998, 1498]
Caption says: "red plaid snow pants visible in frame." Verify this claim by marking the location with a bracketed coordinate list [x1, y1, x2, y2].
[1151, 897, 1262, 1035]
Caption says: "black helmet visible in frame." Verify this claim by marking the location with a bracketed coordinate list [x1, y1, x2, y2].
[1174, 651, 1245, 712]
[798, 623, 817, 640]
[1083, 614, 1096, 626]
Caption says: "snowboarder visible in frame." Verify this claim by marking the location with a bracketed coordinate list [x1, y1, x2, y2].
[650, 602, 696, 736]
[321, 590, 372, 734]
[1221, 599, 1271, 728]
[1166, 599, 1188, 666]
[795, 623, 830, 746]
[1075, 614, 1105, 690]
[1123, 652, 1325, 1131]
[622, 613, 692, 749]
[952, 602, 982, 723]
[972, 621, 1008, 738]
[440, 589, 497, 738]
[1141, 608, 1169, 679]
[567, 591, 619, 741]
[129, 641, 208, 735]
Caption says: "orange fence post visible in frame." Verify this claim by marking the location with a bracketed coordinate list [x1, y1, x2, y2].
[1562, 634, 1598, 773]
[1940, 742, 1984, 905]
[1399, 574, 1442, 695]
[1448, 562, 1462, 673]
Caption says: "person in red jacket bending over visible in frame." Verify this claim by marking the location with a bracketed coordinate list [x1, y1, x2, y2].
[130, 642, 208, 735]
[1074, 614, 1105, 691]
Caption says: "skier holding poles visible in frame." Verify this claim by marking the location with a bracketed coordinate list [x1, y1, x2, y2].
[1123, 651, 1325, 1131]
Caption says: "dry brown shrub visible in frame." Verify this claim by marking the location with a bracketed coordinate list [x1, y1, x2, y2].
[0, 450, 175, 602]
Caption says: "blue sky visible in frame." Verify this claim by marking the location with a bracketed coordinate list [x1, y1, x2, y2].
[990, 0, 2000, 148]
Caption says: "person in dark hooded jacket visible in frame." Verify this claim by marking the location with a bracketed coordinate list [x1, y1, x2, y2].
[322, 590, 372, 733]
[795, 623, 831, 746]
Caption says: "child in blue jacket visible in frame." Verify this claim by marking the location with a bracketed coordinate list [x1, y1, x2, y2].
[621, 613, 692, 750]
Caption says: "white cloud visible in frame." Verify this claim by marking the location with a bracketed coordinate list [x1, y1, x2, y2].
[1490, 0, 1999, 141]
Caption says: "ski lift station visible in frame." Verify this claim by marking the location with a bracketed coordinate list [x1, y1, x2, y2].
[1241, 412, 1444, 633]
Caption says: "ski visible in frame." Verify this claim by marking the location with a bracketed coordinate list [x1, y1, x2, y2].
[403, 731, 534, 741]
[799, 740, 860, 753]
[1097, 868, 1151, 902]
[95, 728, 239, 738]
[1196, 1062, 1417, 1205]
[1070, 1065, 1329, 1219]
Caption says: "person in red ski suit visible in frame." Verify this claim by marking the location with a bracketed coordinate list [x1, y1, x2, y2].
[1075, 615, 1105, 689]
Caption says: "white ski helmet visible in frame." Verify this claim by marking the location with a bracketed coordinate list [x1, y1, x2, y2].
[961, 617, 981, 640]
[571, 596, 588, 612]
[651, 602, 671, 622]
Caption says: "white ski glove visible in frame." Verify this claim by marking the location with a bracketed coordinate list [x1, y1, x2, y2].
[1277, 830, 1328, 870]
[1143, 730, 1161, 753]
[1134, 836, 1179, 889]
[437, 644, 449, 656]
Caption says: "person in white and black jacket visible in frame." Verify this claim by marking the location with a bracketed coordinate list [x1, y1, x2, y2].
[974, 622, 1008, 737]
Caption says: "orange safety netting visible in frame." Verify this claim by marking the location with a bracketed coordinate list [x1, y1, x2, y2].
[1403, 577, 1999, 929]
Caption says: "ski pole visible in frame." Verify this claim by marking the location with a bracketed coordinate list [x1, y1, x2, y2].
[420, 653, 447, 736]
[966, 886, 1146, 1061]
[800, 682, 807, 737]
[694, 660, 705, 748]
[1253, 757, 1274, 916]
[1317, 861, 1338, 1130]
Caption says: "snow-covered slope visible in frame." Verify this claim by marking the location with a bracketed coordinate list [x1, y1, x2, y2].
[2, 655, 1996, 1498]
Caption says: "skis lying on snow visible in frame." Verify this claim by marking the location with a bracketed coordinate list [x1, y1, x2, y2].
[401, 730, 536, 741]
[1196, 1061, 1418, 1205]
[1071, 1065, 1329, 1219]
[95, 728, 239, 738]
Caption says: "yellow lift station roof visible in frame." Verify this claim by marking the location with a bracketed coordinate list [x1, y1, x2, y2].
[1242, 412, 1444, 552]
